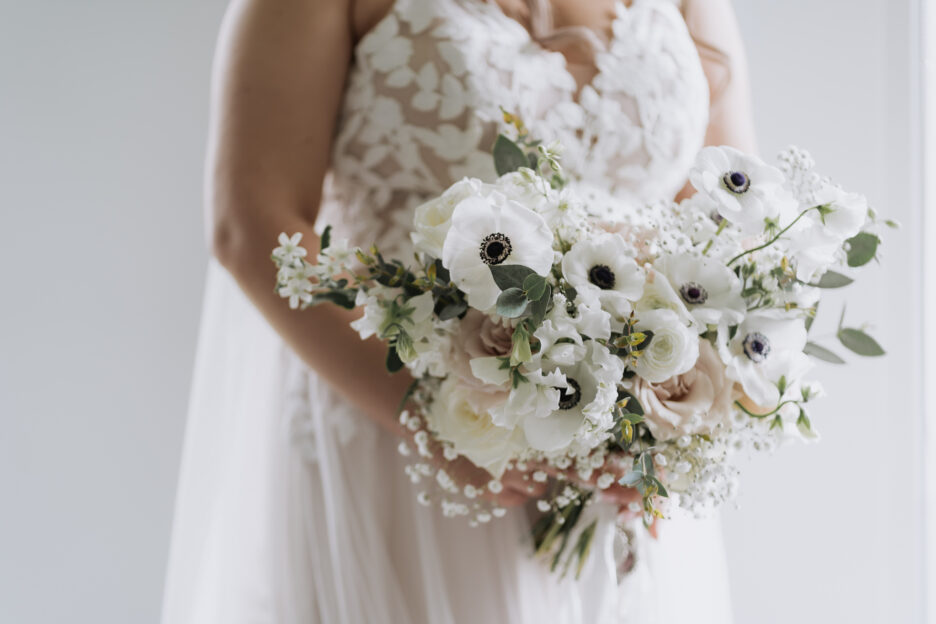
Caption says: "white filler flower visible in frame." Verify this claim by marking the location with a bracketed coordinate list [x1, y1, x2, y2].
[634, 309, 700, 384]
[689, 146, 790, 235]
[654, 253, 745, 327]
[721, 310, 812, 407]
[442, 193, 554, 310]
[561, 233, 645, 316]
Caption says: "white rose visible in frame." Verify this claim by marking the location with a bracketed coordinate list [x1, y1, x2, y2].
[411, 178, 484, 258]
[634, 309, 700, 384]
[426, 378, 527, 478]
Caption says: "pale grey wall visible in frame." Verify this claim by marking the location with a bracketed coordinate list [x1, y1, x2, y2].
[0, 1, 926, 623]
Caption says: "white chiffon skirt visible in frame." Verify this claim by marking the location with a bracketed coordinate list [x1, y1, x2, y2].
[161, 261, 734, 624]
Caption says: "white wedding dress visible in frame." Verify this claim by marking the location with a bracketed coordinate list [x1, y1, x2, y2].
[162, 0, 733, 621]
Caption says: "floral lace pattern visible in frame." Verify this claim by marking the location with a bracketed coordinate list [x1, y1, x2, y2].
[319, 0, 708, 257]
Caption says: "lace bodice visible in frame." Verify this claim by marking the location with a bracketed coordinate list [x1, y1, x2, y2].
[318, 0, 709, 254]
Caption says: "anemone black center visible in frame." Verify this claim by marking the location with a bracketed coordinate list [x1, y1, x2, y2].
[556, 378, 582, 410]
[723, 170, 751, 194]
[743, 332, 771, 363]
[588, 264, 616, 290]
[479, 232, 512, 266]
[679, 281, 709, 305]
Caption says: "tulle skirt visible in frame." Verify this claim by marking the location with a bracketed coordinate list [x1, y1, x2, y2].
[161, 260, 734, 623]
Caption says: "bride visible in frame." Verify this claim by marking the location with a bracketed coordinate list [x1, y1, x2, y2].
[162, 0, 756, 621]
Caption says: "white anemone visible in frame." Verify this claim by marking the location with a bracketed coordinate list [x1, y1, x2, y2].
[720, 310, 812, 408]
[561, 233, 645, 318]
[654, 253, 746, 327]
[689, 146, 792, 235]
[442, 193, 554, 311]
[522, 342, 624, 452]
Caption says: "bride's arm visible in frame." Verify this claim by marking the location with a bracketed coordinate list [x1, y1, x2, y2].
[207, 0, 414, 434]
[677, 0, 758, 201]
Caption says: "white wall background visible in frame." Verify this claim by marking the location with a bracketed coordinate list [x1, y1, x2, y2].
[0, 1, 927, 623]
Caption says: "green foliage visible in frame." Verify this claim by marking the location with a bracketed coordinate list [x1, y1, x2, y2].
[490, 264, 538, 290]
[496, 287, 529, 318]
[813, 270, 854, 288]
[845, 232, 880, 267]
[837, 327, 885, 356]
[804, 341, 846, 364]
[320, 225, 332, 251]
[493, 134, 528, 176]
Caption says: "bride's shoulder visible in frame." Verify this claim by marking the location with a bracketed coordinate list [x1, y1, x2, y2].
[350, 0, 398, 45]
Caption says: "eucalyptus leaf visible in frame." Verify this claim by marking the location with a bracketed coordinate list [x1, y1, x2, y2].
[813, 270, 854, 288]
[437, 300, 467, 321]
[310, 289, 357, 309]
[493, 134, 528, 176]
[320, 225, 332, 251]
[804, 341, 846, 364]
[845, 232, 880, 267]
[496, 287, 529, 318]
[490, 264, 537, 291]
[528, 285, 551, 327]
[524, 276, 548, 301]
[619, 471, 643, 487]
[837, 328, 886, 356]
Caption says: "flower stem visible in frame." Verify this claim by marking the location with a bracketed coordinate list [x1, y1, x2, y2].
[702, 219, 728, 255]
[726, 206, 818, 266]
[734, 399, 799, 419]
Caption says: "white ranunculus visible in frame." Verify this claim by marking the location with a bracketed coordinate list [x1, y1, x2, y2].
[522, 342, 624, 452]
[720, 310, 812, 408]
[442, 193, 554, 311]
[411, 178, 484, 258]
[426, 377, 527, 478]
[654, 253, 746, 327]
[689, 146, 793, 235]
[634, 309, 700, 384]
[561, 233, 645, 318]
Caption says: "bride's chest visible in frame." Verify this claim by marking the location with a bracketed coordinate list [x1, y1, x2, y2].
[331, 0, 709, 203]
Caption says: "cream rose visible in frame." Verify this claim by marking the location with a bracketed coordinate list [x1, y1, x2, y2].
[426, 378, 526, 478]
[631, 340, 735, 441]
[449, 310, 513, 389]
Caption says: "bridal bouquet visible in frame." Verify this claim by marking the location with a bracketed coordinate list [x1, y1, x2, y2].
[272, 115, 889, 575]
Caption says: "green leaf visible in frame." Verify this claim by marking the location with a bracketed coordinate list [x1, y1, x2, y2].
[490, 264, 537, 291]
[619, 471, 643, 487]
[493, 134, 528, 176]
[386, 346, 404, 373]
[846, 232, 880, 267]
[310, 289, 357, 309]
[617, 390, 644, 416]
[496, 287, 529, 318]
[437, 300, 467, 320]
[523, 274, 548, 301]
[837, 328, 886, 356]
[320, 225, 332, 251]
[528, 285, 552, 328]
[776, 375, 787, 396]
[813, 270, 854, 289]
[804, 341, 846, 364]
